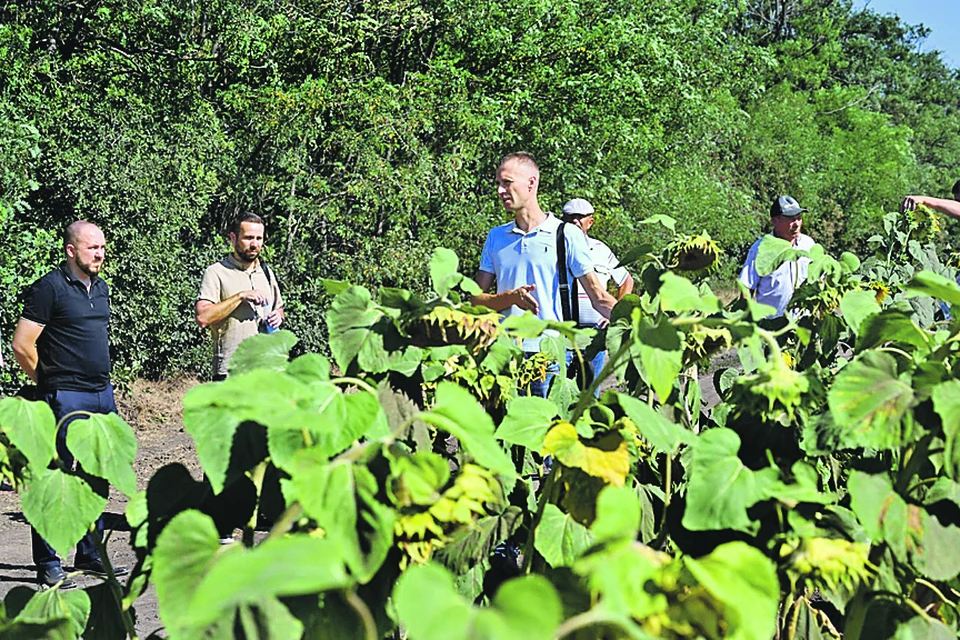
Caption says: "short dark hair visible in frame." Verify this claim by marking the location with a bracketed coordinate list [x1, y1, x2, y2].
[952, 180, 960, 200]
[230, 213, 264, 236]
[499, 151, 539, 174]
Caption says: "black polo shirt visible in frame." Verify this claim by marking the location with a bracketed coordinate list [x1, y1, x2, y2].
[21, 263, 111, 392]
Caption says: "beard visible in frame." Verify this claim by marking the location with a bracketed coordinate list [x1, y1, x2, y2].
[76, 255, 104, 278]
[235, 245, 261, 263]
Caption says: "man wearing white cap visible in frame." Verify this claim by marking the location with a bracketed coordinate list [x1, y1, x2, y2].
[561, 198, 633, 389]
[739, 195, 816, 318]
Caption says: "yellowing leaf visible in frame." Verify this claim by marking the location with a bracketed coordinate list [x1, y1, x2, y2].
[543, 422, 630, 487]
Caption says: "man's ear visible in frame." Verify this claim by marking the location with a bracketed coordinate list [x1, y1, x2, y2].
[228, 232, 237, 244]
[64, 243, 76, 259]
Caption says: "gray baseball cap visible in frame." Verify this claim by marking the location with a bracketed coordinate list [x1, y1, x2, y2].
[771, 195, 807, 217]
[561, 198, 595, 217]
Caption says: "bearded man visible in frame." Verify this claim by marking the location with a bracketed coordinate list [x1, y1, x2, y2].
[196, 213, 284, 381]
[13, 220, 128, 588]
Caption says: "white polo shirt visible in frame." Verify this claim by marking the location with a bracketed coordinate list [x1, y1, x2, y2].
[739, 233, 815, 318]
[479, 214, 594, 350]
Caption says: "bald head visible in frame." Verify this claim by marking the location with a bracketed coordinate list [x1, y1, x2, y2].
[64, 221, 101, 247]
[64, 221, 106, 280]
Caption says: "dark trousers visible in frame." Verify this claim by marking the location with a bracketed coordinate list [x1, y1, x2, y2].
[32, 386, 116, 570]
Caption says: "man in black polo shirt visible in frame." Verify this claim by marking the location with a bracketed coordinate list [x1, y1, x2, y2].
[12, 220, 128, 588]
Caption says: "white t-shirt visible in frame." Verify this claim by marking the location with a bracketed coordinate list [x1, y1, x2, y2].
[576, 237, 629, 326]
[738, 233, 815, 318]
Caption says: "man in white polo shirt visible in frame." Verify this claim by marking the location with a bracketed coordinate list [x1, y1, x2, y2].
[739, 195, 816, 319]
[561, 198, 633, 389]
[472, 152, 617, 397]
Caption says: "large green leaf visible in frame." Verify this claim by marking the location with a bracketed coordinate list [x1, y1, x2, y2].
[682, 428, 777, 533]
[289, 454, 395, 583]
[658, 273, 720, 314]
[228, 330, 298, 376]
[183, 370, 309, 491]
[905, 271, 960, 307]
[65, 413, 138, 496]
[684, 542, 779, 640]
[910, 507, 960, 581]
[152, 510, 222, 635]
[636, 317, 683, 402]
[326, 285, 391, 373]
[755, 235, 795, 276]
[393, 563, 562, 640]
[430, 247, 463, 298]
[839, 289, 880, 336]
[616, 393, 693, 455]
[848, 471, 909, 561]
[892, 615, 957, 640]
[574, 539, 665, 621]
[267, 384, 389, 471]
[591, 486, 642, 543]
[0, 397, 56, 469]
[495, 397, 558, 450]
[21, 468, 106, 559]
[13, 588, 90, 638]
[186, 535, 353, 628]
[421, 383, 516, 482]
[535, 504, 595, 568]
[857, 311, 931, 353]
[932, 380, 960, 480]
[827, 352, 914, 450]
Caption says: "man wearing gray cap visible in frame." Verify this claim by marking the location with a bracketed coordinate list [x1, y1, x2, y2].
[738, 195, 816, 318]
[561, 198, 633, 389]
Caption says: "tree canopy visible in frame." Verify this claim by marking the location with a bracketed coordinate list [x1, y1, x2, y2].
[1, 0, 957, 379]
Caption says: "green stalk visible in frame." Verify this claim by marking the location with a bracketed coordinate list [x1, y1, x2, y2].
[330, 376, 379, 395]
[243, 461, 268, 547]
[90, 528, 138, 640]
[569, 340, 632, 424]
[521, 465, 558, 574]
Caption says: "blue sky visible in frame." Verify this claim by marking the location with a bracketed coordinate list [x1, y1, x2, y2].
[856, 0, 960, 68]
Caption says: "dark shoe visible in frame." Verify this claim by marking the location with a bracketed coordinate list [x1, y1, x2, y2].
[74, 560, 130, 578]
[37, 565, 77, 589]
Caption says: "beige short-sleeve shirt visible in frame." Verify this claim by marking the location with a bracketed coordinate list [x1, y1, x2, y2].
[198, 255, 284, 377]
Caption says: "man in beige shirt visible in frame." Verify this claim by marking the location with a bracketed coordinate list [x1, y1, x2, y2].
[196, 213, 284, 380]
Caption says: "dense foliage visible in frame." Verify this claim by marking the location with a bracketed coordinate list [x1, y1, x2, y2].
[3, 217, 960, 638]
[1, 0, 959, 379]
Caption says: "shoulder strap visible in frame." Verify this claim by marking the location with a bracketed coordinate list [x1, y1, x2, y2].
[259, 260, 276, 310]
[556, 224, 579, 324]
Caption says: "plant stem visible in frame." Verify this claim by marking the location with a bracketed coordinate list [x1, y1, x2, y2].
[91, 527, 138, 640]
[330, 376, 379, 395]
[553, 609, 647, 639]
[659, 453, 673, 533]
[521, 465, 558, 574]
[244, 461, 268, 547]
[264, 501, 304, 543]
[569, 340, 632, 424]
[345, 589, 378, 640]
[916, 578, 957, 609]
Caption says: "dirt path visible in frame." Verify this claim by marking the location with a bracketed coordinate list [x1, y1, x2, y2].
[0, 377, 202, 638]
